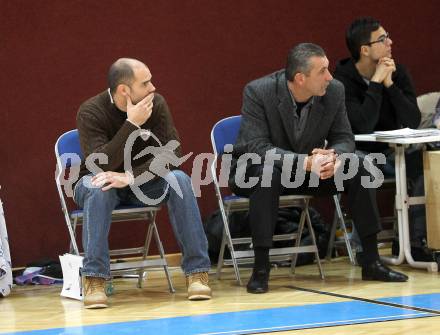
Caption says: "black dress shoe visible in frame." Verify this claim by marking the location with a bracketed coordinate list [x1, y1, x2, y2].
[362, 260, 408, 282]
[246, 269, 269, 293]
[355, 251, 364, 266]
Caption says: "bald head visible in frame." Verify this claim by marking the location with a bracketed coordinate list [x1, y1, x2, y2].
[108, 58, 146, 94]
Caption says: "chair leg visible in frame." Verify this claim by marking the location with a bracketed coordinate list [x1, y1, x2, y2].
[137, 214, 155, 288]
[326, 202, 339, 261]
[221, 224, 242, 285]
[229, 241, 242, 286]
[291, 206, 307, 274]
[216, 232, 227, 280]
[151, 220, 175, 293]
[216, 231, 243, 285]
[305, 208, 324, 279]
[218, 207, 242, 285]
[333, 195, 356, 265]
[68, 217, 80, 255]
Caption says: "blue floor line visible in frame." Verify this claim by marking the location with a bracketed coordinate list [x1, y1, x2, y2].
[379, 293, 440, 312]
[2, 293, 438, 335]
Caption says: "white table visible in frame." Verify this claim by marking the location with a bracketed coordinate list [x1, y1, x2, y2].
[355, 134, 440, 272]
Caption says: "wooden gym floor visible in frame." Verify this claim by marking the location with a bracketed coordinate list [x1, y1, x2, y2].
[1, 257, 440, 335]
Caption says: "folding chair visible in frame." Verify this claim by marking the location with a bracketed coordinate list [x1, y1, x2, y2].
[210, 116, 324, 285]
[54, 129, 174, 292]
[326, 194, 356, 264]
[327, 179, 397, 265]
[417, 91, 440, 129]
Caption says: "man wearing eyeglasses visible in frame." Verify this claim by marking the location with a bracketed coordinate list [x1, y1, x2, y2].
[334, 17, 420, 139]
[334, 17, 425, 263]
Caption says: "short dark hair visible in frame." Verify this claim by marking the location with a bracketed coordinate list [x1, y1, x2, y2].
[285, 43, 326, 82]
[346, 17, 381, 61]
[107, 59, 136, 94]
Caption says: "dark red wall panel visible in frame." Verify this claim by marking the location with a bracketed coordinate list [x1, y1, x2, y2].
[1, 0, 438, 266]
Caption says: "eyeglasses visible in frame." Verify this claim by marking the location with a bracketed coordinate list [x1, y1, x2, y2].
[365, 32, 391, 46]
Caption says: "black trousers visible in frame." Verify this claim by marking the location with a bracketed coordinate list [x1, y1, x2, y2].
[230, 158, 381, 249]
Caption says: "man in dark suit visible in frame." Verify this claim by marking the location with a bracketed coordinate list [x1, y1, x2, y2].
[229, 43, 408, 294]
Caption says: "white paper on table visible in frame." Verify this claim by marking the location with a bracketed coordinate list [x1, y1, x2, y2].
[59, 254, 83, 300]
[374, 128, 440, 138]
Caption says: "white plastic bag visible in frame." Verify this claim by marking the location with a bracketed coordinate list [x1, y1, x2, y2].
[0, 191, 12, 297]
[59, 254, 83, 300]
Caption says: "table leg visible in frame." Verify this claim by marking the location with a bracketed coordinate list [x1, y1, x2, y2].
[381, 145, 405, 265]
[381, 145, 438, 272]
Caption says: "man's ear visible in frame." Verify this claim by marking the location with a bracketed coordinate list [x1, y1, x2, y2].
[360, 45, 370, 58]
[294, 72, 305, 85]
[117, 84, 129, 96]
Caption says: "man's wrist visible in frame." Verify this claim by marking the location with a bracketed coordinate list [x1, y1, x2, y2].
[125, 171, 135, 185]
[303, 155, 312, 171]
[126, 118, 140, 128]
[384, 80, 394, 88]
[370, 75, 383, 84]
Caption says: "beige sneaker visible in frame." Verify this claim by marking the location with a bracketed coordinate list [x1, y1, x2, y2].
[83, 276, 108, 309]
[186, 272, 212, 300]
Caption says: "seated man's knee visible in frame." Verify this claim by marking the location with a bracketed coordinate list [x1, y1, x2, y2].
[336, 154, 384, 191]
[85, 186, 118, 203]
[166, 169, 194, 194]
[334, 153, 361, 191]
[241, 164, 282, 193]
[359, 154, 386, 189]
[168, 169, 191, 184]
[260, 164, 282, 187]
[241, 163, 282, 188]
[163, 169, 199, 201]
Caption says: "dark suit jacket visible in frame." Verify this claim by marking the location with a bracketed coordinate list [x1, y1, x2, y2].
[230, 70, 355, 184]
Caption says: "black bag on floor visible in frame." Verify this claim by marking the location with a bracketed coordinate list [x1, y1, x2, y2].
[203, 210, 251, 263]
[203, 207, 329, 266]
[273, 207, 330, 266]
[391, 174, 433, 262]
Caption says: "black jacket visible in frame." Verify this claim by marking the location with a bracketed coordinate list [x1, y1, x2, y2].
[229, 70, 354, 188]
[334, 58, 420, 152]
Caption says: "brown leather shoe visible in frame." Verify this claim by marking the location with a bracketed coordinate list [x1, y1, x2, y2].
[186, 272, 212, 300]
[83, 276, 108, 309]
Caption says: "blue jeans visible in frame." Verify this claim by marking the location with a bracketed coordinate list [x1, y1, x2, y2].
[73, 170, 211, 279]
